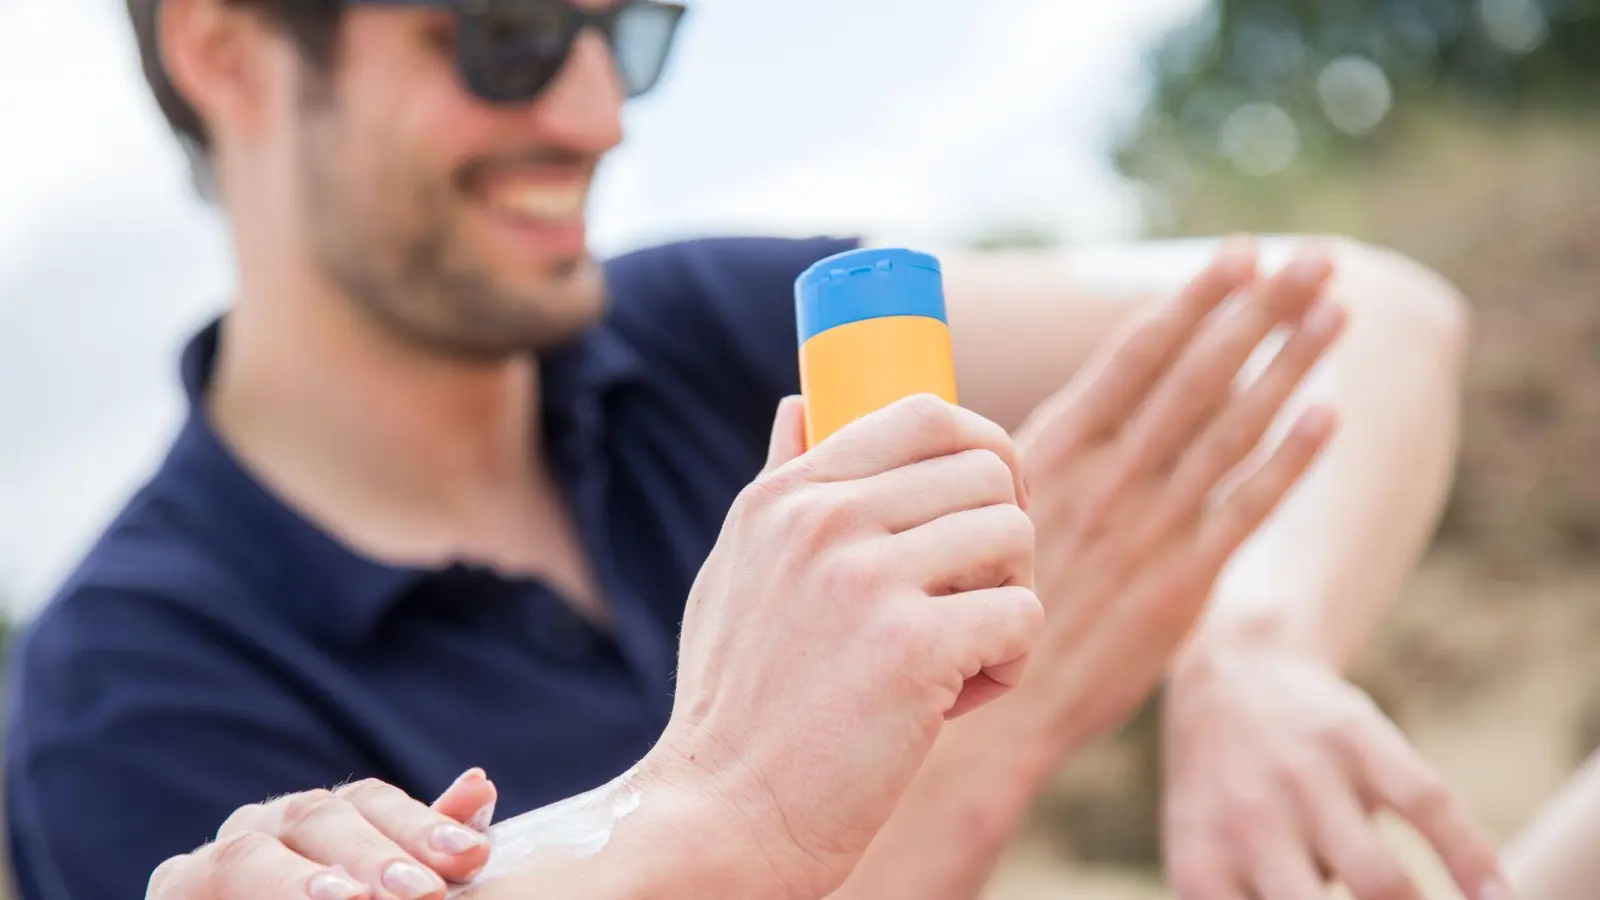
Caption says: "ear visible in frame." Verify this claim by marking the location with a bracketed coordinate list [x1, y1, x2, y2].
[159, 0, 278, 148]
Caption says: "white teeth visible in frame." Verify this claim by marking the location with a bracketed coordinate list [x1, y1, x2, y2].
[488, 183, 586, 221]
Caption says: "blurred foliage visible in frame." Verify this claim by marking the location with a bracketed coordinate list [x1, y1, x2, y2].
[1114, 0, 1600, 203]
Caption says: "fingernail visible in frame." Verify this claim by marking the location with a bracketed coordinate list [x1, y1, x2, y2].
[1479, 878, 1513, 900]
[307, 866, 368, 900]
[1287, 255, 1333, 285]
[382, 860, 444, 899]
[466, 798, 496, 832]
[1303, 301, 1346, 336]
[1216, 235, 1256, 277]
[429, 822, 488, 855]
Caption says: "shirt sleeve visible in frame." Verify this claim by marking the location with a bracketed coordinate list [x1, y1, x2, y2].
[4, 588, 374, 900]
[602, 234, 861, 421]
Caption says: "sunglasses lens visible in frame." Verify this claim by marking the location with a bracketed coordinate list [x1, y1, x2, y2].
[612, 2, 684, 97]
[458, 0, 572, 103]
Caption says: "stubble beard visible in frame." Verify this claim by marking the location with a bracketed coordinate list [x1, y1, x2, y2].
[293, 86, 603, 364]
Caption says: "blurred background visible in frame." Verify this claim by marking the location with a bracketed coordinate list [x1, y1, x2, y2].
[1, 0, 1597, 896]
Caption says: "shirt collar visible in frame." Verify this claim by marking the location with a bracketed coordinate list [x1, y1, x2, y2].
[166, 313, 645, 647]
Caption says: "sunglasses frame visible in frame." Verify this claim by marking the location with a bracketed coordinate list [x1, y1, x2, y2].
[347, 0, 689, 105]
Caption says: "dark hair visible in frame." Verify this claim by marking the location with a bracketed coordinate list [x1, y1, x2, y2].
[125, 0, 344, 189]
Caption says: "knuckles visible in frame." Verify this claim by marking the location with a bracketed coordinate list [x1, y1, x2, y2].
[277, 788, 346, 830]
[206, 829, 276, 873]
[958, 449, 1020, 505]
[896, 393, 967, 445]
[814, 542, 891, 603]
[335, 777, 402, 807]
[992, 504, 1038, 556]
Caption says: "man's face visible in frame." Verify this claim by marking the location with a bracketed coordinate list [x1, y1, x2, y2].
[286, 4, 627, 359]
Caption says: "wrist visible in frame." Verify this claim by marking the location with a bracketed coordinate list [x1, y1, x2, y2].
[926, 705, 1058, 833]
[633, 738, 824, 900]
[1173, 606, 1332, 678]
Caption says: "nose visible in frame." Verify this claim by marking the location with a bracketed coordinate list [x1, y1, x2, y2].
[528, 29, 626, 155]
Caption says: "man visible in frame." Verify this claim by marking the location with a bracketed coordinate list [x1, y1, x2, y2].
[3, 1, 1509, 899]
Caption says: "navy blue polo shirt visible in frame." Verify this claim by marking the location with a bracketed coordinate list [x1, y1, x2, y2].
[3, 234, 859, 900]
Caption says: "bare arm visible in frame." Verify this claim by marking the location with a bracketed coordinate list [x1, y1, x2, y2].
[826, 235, 1475, 899]
[1502, 750, 1600, 900]
[447, 770, 786, 900]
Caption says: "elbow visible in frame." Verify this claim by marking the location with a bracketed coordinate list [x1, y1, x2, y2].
[1323, 236, 1474, 373]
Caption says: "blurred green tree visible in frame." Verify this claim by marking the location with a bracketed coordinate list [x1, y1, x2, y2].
[1115, 0, 1600, 188]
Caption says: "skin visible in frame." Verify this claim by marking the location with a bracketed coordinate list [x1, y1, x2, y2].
[144, 0, 1508, 897]
[1501, 750, 1600, 900]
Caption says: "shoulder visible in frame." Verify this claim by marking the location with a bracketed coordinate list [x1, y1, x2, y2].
[601, 235, 861, 401]
[3, 493, 343, 900]
[5, 469, 314, 766]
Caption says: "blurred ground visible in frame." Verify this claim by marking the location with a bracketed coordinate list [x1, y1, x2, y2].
[984, 110, 1600, 898]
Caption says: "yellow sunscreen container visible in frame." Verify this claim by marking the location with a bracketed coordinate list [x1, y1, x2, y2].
[795, 248, 959, 449]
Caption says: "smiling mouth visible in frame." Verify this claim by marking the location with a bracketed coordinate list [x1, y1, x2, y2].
[481, 177, 588, 223]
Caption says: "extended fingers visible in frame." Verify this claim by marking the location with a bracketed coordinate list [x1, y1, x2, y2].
[1169, 300, 1345, 509]
[335, 778, 491, 886]
[1347, 721, 1512, 900]
[149, 832, 370, 900]
[1115, 249, 1335, 479]
[1022, 236, 1259, 455]
[1193, 405, 1337, 575]
[217, 776, 494, 899]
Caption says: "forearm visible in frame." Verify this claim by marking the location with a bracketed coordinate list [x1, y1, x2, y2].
[1503, 750, 1600, 900]
[826, 701, 1054, 900]
[1182, 239, 1472, 671]
[452, 768, 802, 900]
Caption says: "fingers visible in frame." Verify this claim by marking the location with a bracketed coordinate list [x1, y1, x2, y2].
[887, 502, 1036, 594]
[937, 585, 1045, 719]
[1350, 722, 1512, 900]
[1298, 773, 1423, 900]
[149, 832, 369, 900]
[1115, 250, 1335, 480]
[218, 779, 489, 899]
[764, 396, 808, 471]
[1245, 843, 1327, 900]
[1193, 405, 1337, 574]
[431, 768, 497, 832]
[1024, 235, 1260, 453]
[1166, 846, 1243, 900]
[335, 778, 491, 885]
[853, 448, 1022, 534]
[803, 394, 1026, 505]
[1134, 301, 1346, 550]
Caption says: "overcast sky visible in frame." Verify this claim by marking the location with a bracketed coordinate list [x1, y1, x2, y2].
[0, 0, 1203, 616]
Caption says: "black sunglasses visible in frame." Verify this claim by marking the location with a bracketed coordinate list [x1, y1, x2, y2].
[347, 0, 688, 105]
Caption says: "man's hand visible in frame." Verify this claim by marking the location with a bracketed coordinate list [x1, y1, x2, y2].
[824, 238, 1354, 900]
[649, 392, 1044, 898]
[147, 768, 498, 900]
[1161, 644, 1511, 900]
[1008, 237, 1343, 754]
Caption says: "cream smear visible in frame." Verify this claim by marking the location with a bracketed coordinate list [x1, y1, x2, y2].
[447, 767, 643, 896]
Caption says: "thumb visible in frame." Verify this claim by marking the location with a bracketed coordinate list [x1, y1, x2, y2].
[764, 395, 808, 472]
